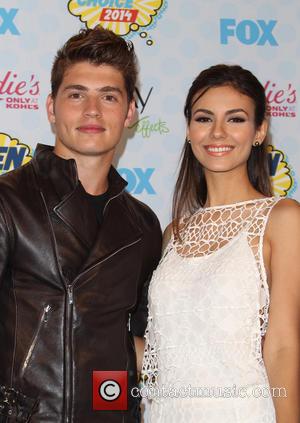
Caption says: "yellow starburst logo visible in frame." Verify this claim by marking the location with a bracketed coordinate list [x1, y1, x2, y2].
[68, 0, 166, 36]
[268, 145, 294, 197]
[0, 133, 32, 174]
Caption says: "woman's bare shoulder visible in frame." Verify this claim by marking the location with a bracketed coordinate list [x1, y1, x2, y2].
[267, 197, 300, 242]
[271, 197, 300, 221]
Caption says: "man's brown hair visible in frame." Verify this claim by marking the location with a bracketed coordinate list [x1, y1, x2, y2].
[51, 26, 137, 101]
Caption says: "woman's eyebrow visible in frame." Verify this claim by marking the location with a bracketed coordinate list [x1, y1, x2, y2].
[192, 108, 249, 116]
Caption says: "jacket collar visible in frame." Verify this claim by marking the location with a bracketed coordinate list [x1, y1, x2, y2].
[32, 143, 129, 249]
[33, 143, 127, 202]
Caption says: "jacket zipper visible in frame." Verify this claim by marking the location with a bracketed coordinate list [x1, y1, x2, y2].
[64, 240, 141, 423]
[72, 238, 142, 287]
[20, 305, 51, 377]
[127, 313, 131, 332]
[123, 314, 130, 423]
[41, 189, 140, 423]
[123, 311, 138, 423]
[65, 284, 73, 423]
[40, 191, 74, 423]
[102, 188, 125, 216]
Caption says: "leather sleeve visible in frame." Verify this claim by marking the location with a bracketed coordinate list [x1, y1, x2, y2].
[130, 213, 162, 337]
[0, 199, 12, 288]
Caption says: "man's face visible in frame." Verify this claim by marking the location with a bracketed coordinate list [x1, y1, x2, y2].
[47, 62, 135, 159]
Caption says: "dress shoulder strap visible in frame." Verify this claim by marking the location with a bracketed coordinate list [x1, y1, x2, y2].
[246, 196, 282, 239]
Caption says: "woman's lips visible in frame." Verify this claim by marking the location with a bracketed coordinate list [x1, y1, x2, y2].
[77, 125, 105, 134]
[204, 144, 234, 156]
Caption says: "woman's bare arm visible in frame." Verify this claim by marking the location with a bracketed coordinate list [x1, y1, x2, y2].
[263, 198, 300, 423]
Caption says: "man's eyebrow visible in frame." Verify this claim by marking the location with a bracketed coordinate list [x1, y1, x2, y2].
[98, 86, 123, 95]
[63, 85, 123, 95]
[63, 84, 88, 91]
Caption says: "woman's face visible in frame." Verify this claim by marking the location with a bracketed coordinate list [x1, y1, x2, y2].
[187, 85, 267, 175]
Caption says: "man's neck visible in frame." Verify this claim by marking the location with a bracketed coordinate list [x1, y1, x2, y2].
[76, 157, 111, 195]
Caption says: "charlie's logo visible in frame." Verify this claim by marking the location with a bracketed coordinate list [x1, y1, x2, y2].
[67, 0, 167, 43]
[0, 71, 40, 110]
[0, 133, 32, 174]
[268, 146, 295, 197]
[220, 19, 278, 46]
[265, 81, 296, 118]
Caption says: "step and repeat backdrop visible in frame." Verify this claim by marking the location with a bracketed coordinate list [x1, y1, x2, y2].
[0, 0, 299, 229]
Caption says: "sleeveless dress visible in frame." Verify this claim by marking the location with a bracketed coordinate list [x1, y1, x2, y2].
[142, 197, 280, 423]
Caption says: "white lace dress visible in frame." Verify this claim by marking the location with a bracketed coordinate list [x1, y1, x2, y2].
[142, 197, 280, 423]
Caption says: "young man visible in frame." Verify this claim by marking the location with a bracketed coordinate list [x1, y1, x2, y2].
[0, 28, 161, 422]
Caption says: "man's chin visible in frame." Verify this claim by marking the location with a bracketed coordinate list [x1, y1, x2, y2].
[54, 139, 117, 159]
[77, 147, 114, 157]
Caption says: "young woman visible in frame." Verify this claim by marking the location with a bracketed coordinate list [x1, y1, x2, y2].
[142, 65, 300, 422]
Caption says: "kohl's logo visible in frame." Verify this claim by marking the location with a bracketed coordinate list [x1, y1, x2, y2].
[0, 71, 40, 111]
[264, 81, 296, 118]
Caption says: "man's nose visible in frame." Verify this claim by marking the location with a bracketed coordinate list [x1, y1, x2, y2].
[84, 97, 101, 118]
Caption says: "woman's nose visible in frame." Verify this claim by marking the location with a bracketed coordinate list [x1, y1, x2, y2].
[211, 120, 226, 139]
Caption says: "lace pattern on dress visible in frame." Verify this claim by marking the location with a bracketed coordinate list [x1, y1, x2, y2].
[141, 316, 158, 388]
[142, 197, 281, 386]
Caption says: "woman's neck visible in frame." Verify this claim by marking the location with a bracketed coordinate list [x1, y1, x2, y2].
[204, 169, 265, 208]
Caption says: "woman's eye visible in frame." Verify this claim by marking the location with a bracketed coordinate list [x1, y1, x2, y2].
[195, 116, 211, 122]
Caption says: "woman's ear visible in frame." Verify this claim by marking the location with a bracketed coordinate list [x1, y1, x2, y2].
[255, 119, 269, 145]
[186, 127, 190, 141]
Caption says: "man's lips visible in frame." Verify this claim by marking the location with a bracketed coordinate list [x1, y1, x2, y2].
[77, 125, 105, 133]
[204, 144, 234, 156]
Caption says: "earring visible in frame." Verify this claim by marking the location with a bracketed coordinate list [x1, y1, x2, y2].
[186, 139, 191, 144]
[253, 141, 260, 147]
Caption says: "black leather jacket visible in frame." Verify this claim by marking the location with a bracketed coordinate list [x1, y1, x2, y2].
[0, 144, 162, 422]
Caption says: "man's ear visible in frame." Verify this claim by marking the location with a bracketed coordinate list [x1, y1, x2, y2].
[46, 94, 55, 124]
[124, 100, 136, 128]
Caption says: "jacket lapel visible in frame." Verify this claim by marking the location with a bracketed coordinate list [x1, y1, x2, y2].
[33, 144, 141, 278]
[79, 194, 142, 274]
[54, 182, 98, 249]
[34, 144, 98, 249]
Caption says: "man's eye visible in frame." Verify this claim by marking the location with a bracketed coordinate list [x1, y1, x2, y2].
[229, 117, 245, 123]
[69, 93, 82, 99]
[104, 95, 117, 102]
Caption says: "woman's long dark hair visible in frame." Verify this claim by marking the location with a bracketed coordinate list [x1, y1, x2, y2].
[172, 64, 273, 239]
